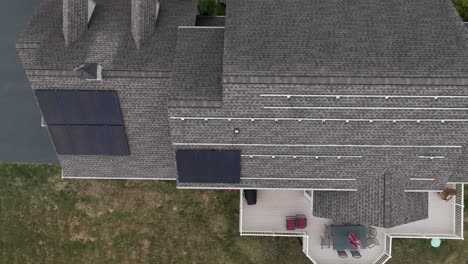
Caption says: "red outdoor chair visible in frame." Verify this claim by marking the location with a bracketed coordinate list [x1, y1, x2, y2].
[296, 214, 307, 229]
[286, 216, 296, 230]
[349, 232, 361, 249]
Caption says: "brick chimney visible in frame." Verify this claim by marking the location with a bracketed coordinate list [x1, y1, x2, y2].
[63, 0, 88, 47]
[131, 0, 160, 49]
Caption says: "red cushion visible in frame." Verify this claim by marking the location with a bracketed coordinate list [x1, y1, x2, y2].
[287, 219, 296, 230]
[297, 218, 307, 228]
[349, 233, 361, 248]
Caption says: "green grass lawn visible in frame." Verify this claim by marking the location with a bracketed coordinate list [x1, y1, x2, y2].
[0, 163, 466, 263]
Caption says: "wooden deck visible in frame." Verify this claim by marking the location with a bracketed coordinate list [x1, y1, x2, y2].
[240, 190, 387, 264]
[240, 188, 460, 263]
[386, 191, 455, 236]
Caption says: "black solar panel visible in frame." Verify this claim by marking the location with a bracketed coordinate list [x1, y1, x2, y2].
[35, 90, 123, 125]
[59, 91, 85, 124]
[48, 125, 74, 155]
[107, 126, 130, 155]
[95, 91, 123, 125]
[48, 125, 129, 155]
[34, 91, 66, 124]
[176, 150, 241, 183]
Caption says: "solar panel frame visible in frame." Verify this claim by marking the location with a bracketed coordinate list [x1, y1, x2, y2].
[34, 90, 124, 125]
[48, 125, 75, 155]
[35, 91, 66, 124]
[176, 150, 241, 183]
[70, 125, 96, 154]
[48, 125, 129, 156]
[35, 90, 128, 156]
[107, 126, 130, 155]
[76, 90, 99, 124]
[59, 91, 86, 124]
[95, 91, 124, 125]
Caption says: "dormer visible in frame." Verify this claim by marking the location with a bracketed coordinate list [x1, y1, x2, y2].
[131, 0, 160, 49]
[63, 0, 96, 47]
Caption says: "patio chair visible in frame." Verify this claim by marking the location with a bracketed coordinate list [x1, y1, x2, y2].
[320, 236, 331, 249]
[367, 237, 380, 248]
[286, 216, 296, 231]
[350, 250, 362, 258]
[324, 224, 332, 238]
[367, 226, 378, 238]
[439, 187, 456, 201]
[296, 214, 307, 229]
[337, 250, 348, 258]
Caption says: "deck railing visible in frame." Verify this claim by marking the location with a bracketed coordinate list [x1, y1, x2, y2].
[388, 233, 460, 239]
[455, 184, 464, 238]
[377, 184, 464, 263]
[240, 185, 464, 264]
[374, 254, 391, 264]
[241, 231, 306, 237]
[373, 233, 392, 264]
[385, 234, 392, 256]
[241, 231, 316, 263]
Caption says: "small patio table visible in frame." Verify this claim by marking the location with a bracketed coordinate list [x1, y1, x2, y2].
[331, 225, 367, 250]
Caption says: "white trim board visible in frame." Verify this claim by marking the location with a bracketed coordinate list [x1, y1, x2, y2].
[260, 94, 468, 99]
[170, 116, 468, 123]
[403, 190, 442, 193]
[240, 177, 356, 181]
[178, 26, 224, 29]
[241, 154, 362, 159]
[264, 106, 468, 110]
[173, 143, 462, 148]
[418, 156, 445, 159]
[177, 186, 358, 191]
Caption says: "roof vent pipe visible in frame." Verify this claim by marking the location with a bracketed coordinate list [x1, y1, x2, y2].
[74, 63, 102, 81]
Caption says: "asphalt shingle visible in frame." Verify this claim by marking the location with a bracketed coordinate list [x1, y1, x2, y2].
[18, 0, 468, 227]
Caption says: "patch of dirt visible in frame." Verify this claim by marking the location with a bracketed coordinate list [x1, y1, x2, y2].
[70, 229, 96, 242]
[75, 201, 108, 218]
[201, 193, 211, 207]
[141, 239, 151, 255]
[81, 181, 166, 212]
[47, 175, 67, 191]
[84, 180, 118, 197]
[211, 214, 228, 237]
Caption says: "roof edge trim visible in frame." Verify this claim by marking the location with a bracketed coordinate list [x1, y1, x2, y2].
[223, 76, 468, 86]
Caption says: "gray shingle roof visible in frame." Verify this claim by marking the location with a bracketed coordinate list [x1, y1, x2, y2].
[131, 0, 161, 49]
[168, 80, 468, 227]
[171, 27, 224, 101]
[63, 0, 88, 47]
[18, 0, 198, 179]
[223, 0, 468, 78]
[313, 173, 429, 228]
[18, 0, 197, 71]
[18, 0, 468, 228]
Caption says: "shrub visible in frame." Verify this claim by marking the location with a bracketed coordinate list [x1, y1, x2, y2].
[215, 3, 226, 16]
[198, 0, 217, 16]
[198, 0, 226, 16]
[453, 0, 468, 21]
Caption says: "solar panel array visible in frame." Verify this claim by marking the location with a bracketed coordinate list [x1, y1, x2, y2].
[176, 150, 241, 183]
[35, 90, 129, 155]
[35, 90, 123, 125]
